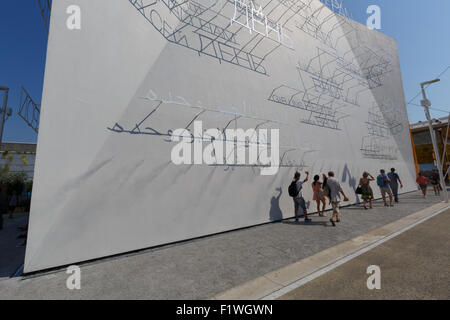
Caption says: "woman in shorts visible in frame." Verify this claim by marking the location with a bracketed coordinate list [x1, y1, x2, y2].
[416, 172, 428, 198]
[312, 175, 326, 216]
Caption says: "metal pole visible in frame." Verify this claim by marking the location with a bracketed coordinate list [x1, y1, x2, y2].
[440, 113, 450, 171]
[420, 83, 449, 203]
[0, 87, 9, 145]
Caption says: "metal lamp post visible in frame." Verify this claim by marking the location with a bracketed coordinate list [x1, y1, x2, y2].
[420, 79, 449, 203]
[0, 87, 10, 145]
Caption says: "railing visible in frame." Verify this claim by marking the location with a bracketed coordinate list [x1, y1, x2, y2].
[18, 86, 40, 134]
[38, 0, 52, 34]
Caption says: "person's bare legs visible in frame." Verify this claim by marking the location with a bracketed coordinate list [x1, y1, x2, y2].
[363, 198, 367, 209]
[321, 198, 326, 216]
[369, 199, 373, 209]
[316, 200, 321, 216]
[331, 210, 337, 221]
[434, 185, 440, 196]
[333, 210, 339, 222]
[420, 186, 426, 197]
[389, 193, 393, 206]
[330, 202, 339, 226]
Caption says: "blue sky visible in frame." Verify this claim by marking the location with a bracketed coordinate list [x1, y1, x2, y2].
[1, 1, 47, 143]
[345, 0, 450, 122]
[0, 0, 449, 143]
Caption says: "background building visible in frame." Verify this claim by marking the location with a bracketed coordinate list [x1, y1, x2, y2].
[0, 142, 36, 180]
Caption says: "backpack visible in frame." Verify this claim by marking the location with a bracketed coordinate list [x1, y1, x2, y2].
[378, 175, 387, 187]
[288, 181, 299, 198]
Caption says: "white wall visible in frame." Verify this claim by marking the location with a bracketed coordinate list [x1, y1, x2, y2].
[25, 0, 417, 272]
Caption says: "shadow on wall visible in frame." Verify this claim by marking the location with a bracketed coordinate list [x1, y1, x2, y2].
[269, 185, 316, 222]
[340, 18, 416, 179]
[342, 163, 360, 204]
[269, 187, 283, 222]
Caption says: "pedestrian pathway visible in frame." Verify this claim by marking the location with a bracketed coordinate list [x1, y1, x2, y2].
[0, 191, 446, 299]
[279, 208, 450, 300]
[215, 201, 449, 299]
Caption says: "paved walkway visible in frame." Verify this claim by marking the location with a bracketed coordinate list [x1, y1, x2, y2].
[279, 208, 450, 300]
[0, 191, 446, 299]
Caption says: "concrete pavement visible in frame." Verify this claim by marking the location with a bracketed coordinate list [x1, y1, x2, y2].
[279, 208, 450, 300]
[0, 190, 447, 299]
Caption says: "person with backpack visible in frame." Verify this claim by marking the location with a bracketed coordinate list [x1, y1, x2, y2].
[388, 168, 403, 203]
[289, 171, 311, 223]
[430, 169, 440, 196]
[377, 169, 393, 207]
[312, 175, 326, 217]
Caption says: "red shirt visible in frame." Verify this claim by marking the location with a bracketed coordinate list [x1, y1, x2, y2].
[416, 176, 427, 185]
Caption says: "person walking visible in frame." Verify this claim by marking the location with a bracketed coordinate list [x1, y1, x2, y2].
[289, 171, 311, 223]
[359, 172, 374, 210]
[312, 175, 326, 217]
[416, 172, 428, 198]
[430, 169, 440, 196]
[8, 190, 18, 219]
[322, 173, 331, 204]
[377, 169, 394, 207]
[327, 171, 349, 226]
[388, 168, 403, 203]
[0, 185, 8, 231]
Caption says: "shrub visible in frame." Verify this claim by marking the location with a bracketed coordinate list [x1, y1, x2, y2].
[0, 170, 28, 195]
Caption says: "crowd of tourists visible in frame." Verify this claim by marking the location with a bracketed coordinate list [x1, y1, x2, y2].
[288, 168, 441, 227]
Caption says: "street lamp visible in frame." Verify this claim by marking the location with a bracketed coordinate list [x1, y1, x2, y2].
[420, 79, 449, 203]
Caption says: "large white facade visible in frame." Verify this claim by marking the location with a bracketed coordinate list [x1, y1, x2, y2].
[25, 0, 416, 272]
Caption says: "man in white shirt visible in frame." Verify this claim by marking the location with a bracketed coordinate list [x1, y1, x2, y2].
[326, 171, 349, 226]
[293, 171, 311, 223]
